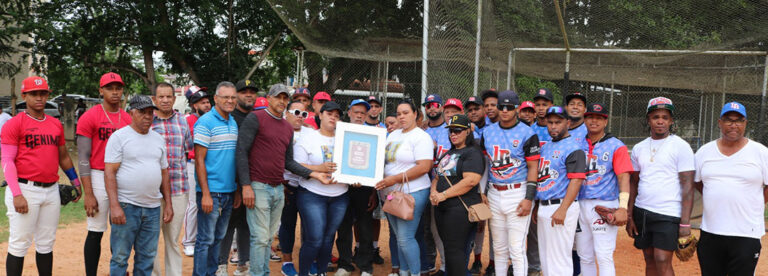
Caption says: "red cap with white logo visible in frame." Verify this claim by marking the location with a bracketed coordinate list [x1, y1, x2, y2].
[21, 76, 50, 94]
[444, 98, 464, 111]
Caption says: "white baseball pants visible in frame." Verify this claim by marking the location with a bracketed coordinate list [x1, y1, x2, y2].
[488, 184, 531, 276]
[86, 170, 111, 232]
[575, 199, 619, 276]
[5, 183, 61, 257]
[182, 161, 198, 247]
[537, 201, 580, 276]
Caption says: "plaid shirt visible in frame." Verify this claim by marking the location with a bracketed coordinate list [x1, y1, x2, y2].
[152, 112, 194, 195]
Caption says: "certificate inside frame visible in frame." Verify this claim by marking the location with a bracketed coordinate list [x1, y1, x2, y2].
[332, 122, 387, 187]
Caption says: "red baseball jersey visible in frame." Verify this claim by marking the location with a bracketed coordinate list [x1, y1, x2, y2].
[76, 104, 131, 170]
[186, 113, 199, 160]
[1, 113, 66, 182]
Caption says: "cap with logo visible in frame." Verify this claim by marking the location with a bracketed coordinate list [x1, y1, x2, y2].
[498, 90, 520, 106]
[367, 95, 382, 105]
[254, 97, 268, 110]
[445, 114, 471, 129]
[129, 95, 158, 110]
[268, 83, 291, 97]
[185, 86, 209, 104]
[423, 94, 443, 106]
[533, 88, 554, 102]
[100, 72, 125, 88]
[313, 91, 332, 101]
[444, 98, 464, 111]
[545, 106, 568, 119]
[21, 76, 50, 94]
[646, 97, 675, 115]
[519, 101, 535, 111]
[349, 99, 371, 111]
[585, 103, 609, 118]
[481, 89, 498, 102]
[466, 96, 483, 107]
[720, 101, 746, 118]
[320, 101, 343, 114]
[236, 80, 258, 92]
[565, 92, 587, 105]
[293, 87, 311, 99]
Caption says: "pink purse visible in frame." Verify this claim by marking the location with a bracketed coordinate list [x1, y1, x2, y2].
[382, 173, 415, 220]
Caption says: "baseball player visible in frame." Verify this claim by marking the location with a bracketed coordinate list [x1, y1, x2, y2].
[627, 97, 694, 276]
[481, 90, 540, 276]
[3, 76, 81, 276]
[564, 92, 588, 144]
[481, 89, 499, 126]
[182, 86, 211, 256]
[531, 88, 554, 145]
[575, 103, 632, 276]
[518, 101, 536, 126]
[77, 72, 132, 276]
[536, 106, 586, 276]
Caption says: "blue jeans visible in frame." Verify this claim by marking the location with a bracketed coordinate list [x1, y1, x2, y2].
[245, 182, 285, 276]
[110, 202, 161, 276]
[193, 192, 234, 276]
[278, 185, 299, 255]
[386, 188, 430, 275]
[297, 187, 349, 275]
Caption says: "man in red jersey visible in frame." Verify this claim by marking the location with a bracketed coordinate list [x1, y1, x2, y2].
[182, 85, 212, 256]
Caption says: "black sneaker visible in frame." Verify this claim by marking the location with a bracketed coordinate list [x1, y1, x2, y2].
[432, 270, 445, 276]
[485, 264, 495, 276]
[507, 264, 513, 276]
[373, 247, 384, 265]
[469, 259, 482, 275]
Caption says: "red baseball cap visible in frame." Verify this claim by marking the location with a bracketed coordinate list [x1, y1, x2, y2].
[519, 101, 535, 111]
[21, 76, 50, 94]
[313, 91, 332, 101]
[99, 72, 125, 87]
[444, 98, 464, 111]
[254, 97, 268, 110]
[293, 87, 311, 99]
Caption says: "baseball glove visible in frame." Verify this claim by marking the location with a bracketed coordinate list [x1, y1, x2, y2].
[59, 184, 80, 206]
[593, 205, 618, 225]
[674, 234, 698, 262]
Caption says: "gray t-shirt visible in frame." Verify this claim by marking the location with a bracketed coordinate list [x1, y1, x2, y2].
[105, 126, 168, 208]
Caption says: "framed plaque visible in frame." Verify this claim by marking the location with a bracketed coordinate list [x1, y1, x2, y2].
[332, 122, 387, 186]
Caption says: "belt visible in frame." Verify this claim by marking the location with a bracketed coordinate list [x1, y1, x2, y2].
[492, 182, 522, 191]
[264, 180, 289, 187]
[538, 198, 577, 206]
[19, 178, 56, 188]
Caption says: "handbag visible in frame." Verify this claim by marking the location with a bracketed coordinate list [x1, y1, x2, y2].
[442, 174, 492, 222]
[382, 173, 416, 221]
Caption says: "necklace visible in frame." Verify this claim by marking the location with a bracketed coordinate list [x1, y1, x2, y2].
[24, 111, 46, 122]
[649, 136, 669, 162]
[101, 104, 121, 127]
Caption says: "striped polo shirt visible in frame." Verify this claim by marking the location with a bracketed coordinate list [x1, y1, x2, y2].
[194, 106, 238, 193]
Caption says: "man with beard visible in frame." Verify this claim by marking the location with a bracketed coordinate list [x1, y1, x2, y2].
[365, 95, 386, 128]
[182, 86, 212, 256]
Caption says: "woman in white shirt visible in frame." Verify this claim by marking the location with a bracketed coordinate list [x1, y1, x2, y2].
[294, 102, 349, 276]
[375, 100, 434, 276]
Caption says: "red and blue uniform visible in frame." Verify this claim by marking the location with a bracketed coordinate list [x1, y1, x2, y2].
[537, 135, 586, 200]
[578, 135, 633, 200]
[425, 122, 451, 162]
[530, 122, 551, 146]
[481, 122, 540, 184]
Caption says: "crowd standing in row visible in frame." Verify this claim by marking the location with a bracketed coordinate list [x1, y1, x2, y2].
[3, 73, 768, 276]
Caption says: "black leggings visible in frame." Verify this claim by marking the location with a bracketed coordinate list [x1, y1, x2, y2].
[435, 203, 476, 276]
[697, 231, 761, 276]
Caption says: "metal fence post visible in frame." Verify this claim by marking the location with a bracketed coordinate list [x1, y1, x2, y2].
[758, 55, 768, 143]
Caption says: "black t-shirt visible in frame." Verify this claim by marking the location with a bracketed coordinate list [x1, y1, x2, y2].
[435, 146, 485, 207]
[231, 108, 250, 127]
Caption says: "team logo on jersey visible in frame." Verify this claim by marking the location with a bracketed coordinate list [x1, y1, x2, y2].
[489, 145, 522, 180]
[537, 158, 558, 190]
[25, 134, 60, 149]
[585, 154, 607, 185]
[552, 150, 562, 159]
[512, 139, 520, 147]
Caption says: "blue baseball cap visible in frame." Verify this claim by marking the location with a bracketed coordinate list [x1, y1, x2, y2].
[721, 101, 746, 118]
[545, 106, 569, 119]
[423, 94, 443, 106]
[349, 99, 371, 111]
[498, 90, 520, 106]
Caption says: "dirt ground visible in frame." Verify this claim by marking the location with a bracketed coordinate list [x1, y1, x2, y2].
[2, 219, 768, 276]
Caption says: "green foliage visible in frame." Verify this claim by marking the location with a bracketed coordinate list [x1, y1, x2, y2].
[515, 75, 561, 105]
[0, 0, 34, 79]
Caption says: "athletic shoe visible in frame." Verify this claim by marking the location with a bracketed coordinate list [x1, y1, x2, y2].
[361, 271, 374, 276]
[270, 252, 281, 262]
[309, 262, 318, 276]
[527, 271, 542, 276]
[432, 270, 445, 276]
[469, 259, 482, 275]
[230, 253, 240, 264]
[387, 273, 399, 276]
[508, 265, 514, 276]
[215, 264, 228, 276]
[373, 247, 385, 264]
[234, 263, 250, 276]
[335, 267, 352, 276]
[184, 245, 195, 257]
[485, 264, 496, 276]
[281, 263, 298, 276]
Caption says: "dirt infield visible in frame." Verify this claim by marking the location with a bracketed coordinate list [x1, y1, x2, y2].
[2, 219, 768, 275]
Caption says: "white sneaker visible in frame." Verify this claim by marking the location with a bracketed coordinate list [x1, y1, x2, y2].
[184, 246, 195, 257]
[387, 273, 399, 276]
[362, 272, 373, 276]
[233, 263, 250, 276]
[335, 268, 352, 276]
[215, 264, 228, 276]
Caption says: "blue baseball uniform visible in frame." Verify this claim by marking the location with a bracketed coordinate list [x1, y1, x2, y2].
[425, 122, 451, 162]
[569, 123, 588, 145]
[530, 121, 551, 145]
[481, 122, 540, 184]
[578, 135, 633, 200]
[537, 135, 587, 200]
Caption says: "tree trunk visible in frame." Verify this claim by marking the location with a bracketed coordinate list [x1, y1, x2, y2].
[142, 44, 156, 89]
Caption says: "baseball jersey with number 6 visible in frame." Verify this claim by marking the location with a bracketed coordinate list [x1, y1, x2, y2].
[579, 135, 633, 200]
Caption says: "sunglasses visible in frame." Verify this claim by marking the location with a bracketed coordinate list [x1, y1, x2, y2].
[449, 127, 466, 134]
[287, 109, 308, 118]
[497, 104, 517, 111]
[426, 102, 441, 109]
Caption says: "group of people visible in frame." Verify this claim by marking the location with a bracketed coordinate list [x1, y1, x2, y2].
[2, 72, 767, 276]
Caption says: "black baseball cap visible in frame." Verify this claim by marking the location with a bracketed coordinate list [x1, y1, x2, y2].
[498, 90, 520, 106]
[480, 89, 498, 102]
[185, 86, 209, 105]
[367, 95, 381, 105]
[236, 79, 258, 92]
[320, 101, 343, 114]
[465, 96, 483, 107]
[585, 103, 609, 118]
[445, 114, 471, 129]
[129, 95, 158, 110]
[565, 92, 587, 105]
[533, 88, 554, 102]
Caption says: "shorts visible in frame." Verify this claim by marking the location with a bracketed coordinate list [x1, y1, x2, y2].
[86, 170, 111, 232]
[632, 207, 680, 251]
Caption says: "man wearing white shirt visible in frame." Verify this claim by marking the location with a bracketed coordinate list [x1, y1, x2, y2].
[694, 102, 768, 276]
[627, 97, 695, 276]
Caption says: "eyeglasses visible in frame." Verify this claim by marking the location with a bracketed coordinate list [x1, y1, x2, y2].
[449, 128, 466, 134]
[287, 109, 308, 118]
[721, 118, 746, 126]
[426, 102, 441, 109]
[217, 95, 237, 101]
[497, 104, 517, 111]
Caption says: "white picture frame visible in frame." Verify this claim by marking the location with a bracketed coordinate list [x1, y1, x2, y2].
[332, 122, 387, 187]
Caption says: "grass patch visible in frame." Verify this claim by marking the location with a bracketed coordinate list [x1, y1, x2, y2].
[0, 187, 87, 242]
